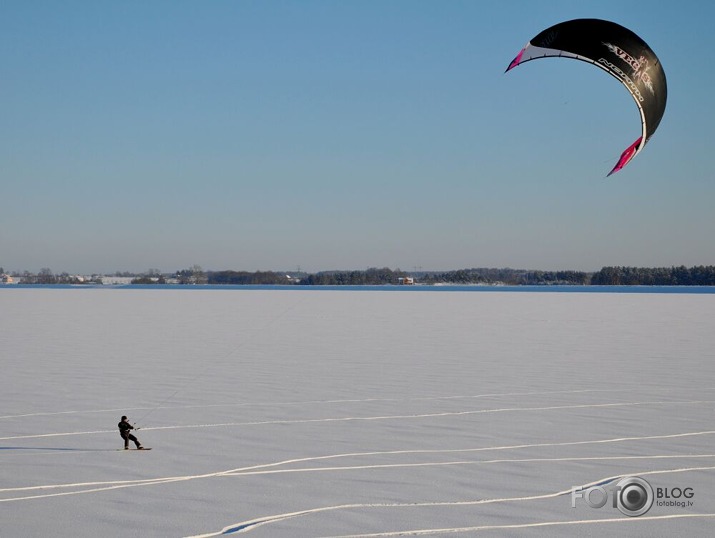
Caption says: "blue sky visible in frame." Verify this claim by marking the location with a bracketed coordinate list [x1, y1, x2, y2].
[1, 1, 713, 274]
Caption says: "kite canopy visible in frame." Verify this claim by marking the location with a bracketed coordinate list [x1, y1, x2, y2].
[506, 19, 667, 176]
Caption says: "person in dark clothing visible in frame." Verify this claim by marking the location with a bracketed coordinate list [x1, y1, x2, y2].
[118, 416, 143, 449]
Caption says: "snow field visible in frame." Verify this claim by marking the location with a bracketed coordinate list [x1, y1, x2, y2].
[1, 289, 714, 537]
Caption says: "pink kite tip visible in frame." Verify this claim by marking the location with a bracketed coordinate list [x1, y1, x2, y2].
[607, 137, 643, 176]
[505, 49, 525, 73]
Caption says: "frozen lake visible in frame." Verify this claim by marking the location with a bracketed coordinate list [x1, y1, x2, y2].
[2, 288, 715, 536]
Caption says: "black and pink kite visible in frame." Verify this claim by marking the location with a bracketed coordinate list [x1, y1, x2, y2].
[506, 19, 667, 176]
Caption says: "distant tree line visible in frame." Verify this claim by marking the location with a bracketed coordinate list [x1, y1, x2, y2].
[208, 270, 293, 285]
[5, 265, 715, 286]
[18, 268, 102, 285]
[418, 268, 590, 285]
[590, 266, 715, 286]
[300, 267, 409, 285]
[177, 265, 208, 285]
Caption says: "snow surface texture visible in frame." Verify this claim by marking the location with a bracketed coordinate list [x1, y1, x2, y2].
[1, 288, 714, 537]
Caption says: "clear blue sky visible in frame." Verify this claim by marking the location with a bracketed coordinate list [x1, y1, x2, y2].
[1, 1, 713, 274]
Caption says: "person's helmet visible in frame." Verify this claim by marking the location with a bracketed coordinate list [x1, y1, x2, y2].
[121, 416, 127, 420]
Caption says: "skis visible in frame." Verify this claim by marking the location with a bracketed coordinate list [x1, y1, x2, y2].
[119, 447, 152, 451]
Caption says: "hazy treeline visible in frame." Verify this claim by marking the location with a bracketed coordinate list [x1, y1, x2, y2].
[10, 268, 102, 285]
[590, 265, 715, 286]
[208, 270, 293, 285]
[300, 267, 410, 285]
[418, 268, 589, 285]
[188, 265, 715, 286]
[6, 265, 715, 286]
[208, 267, 590, 286]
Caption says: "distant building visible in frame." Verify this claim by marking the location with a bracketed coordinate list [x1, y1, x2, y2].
[1, 274, 14, 284]
[398, 276, 414, 285]
[101, 276, 135, 285]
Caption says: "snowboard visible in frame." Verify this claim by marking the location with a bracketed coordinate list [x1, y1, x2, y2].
[119, 447, 152, 451]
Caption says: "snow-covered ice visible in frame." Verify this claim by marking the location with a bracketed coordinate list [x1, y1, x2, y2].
[1, 288, 714, 537]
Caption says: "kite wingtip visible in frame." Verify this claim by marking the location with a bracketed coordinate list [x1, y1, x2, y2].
[505, 49, 525, 73]
[608, 137, 643, 177]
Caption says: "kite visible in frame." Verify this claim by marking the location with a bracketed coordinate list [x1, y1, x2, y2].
[506, 19, 667, 175]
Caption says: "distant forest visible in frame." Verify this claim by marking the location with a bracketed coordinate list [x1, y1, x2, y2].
[295, 265, 715, 286]
[205, 265, 715, 286]
[589, 265, 715, 286]
[7, 265, 715, 286]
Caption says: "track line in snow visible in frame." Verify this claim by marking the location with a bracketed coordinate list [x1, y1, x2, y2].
[183, 465, 715, 537]
[319, 513, 715, 537]
[0, 429, 114, 441]
[3, 399, 715, 441]
[222, 454, 715, 478]
[6, 386, 715, 421]
[0, 387, 669, 420]
[3, 430, 715, 501]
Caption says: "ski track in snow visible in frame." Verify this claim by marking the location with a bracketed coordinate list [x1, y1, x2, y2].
[4, 394, 715, 533]
[182, 465, 715, 537]
[4, 399, 715, 441]
[6, 398, 715, 536]
[317, 513, 715, 538]
[0, 386, 690, 420]
[4, 430, 715, 496]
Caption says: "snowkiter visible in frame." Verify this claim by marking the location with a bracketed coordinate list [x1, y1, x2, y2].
[118, 416, 143, 449]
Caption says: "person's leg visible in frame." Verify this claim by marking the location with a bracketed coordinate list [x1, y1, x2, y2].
[121, 433, 129, 449]
[129, 433, 142, 449]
